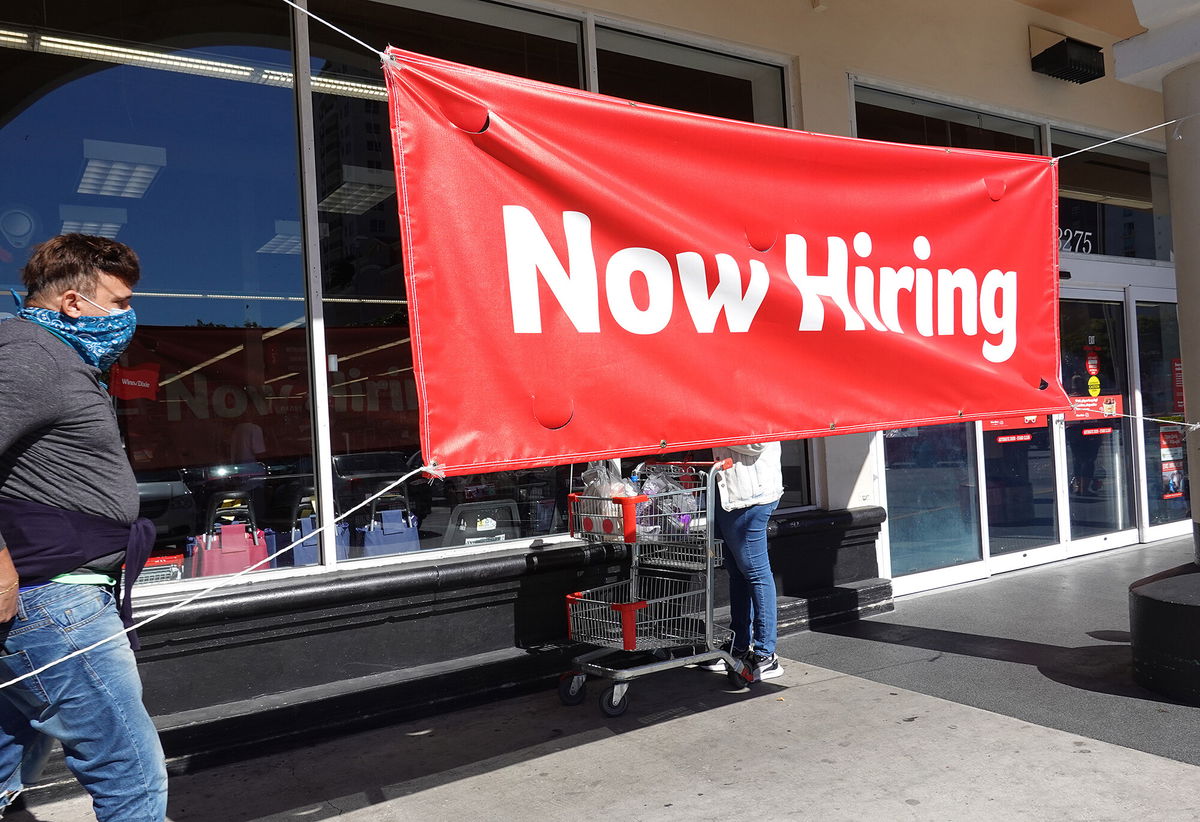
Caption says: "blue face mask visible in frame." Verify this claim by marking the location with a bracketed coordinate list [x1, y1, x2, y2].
[18, 296, 137, 372]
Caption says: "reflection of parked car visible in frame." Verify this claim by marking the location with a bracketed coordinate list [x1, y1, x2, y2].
[136, 469, 197, 549]
[134, 469, 194, 586]
[332, 451, 423, 520]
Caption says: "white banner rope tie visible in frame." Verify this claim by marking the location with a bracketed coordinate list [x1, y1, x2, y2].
[0, 463, 443, 692]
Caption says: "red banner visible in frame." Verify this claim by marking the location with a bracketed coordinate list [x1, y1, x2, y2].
[383, 48, 1070, 476]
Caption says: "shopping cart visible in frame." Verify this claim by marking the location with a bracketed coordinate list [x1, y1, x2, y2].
[559, 460, 750, 717]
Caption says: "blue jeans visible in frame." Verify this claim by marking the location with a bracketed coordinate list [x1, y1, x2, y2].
[714, 498, 780, 657]
[0, 583, 167, 821]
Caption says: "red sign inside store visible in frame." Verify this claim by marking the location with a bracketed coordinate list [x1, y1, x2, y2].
[982, 414, 1046, 432]
[1173, 358, 1186, 413]
[1069, 394, 1123, 421]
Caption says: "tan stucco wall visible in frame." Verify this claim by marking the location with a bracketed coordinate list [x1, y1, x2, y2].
[571, 0, 1165, 144]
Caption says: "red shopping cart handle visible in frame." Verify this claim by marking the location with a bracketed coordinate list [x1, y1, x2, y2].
[611, 600, 649, 651]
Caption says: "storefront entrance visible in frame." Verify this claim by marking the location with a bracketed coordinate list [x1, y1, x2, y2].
[1060, 297, 1137, 545]
[884, 288, 1188, 595]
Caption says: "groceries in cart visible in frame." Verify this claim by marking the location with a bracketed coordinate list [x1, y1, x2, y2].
[570, 462, 641, 542]
[569, 461, 705, 544]
[635, 468, 702, 543]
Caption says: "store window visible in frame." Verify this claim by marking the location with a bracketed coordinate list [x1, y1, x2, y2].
[595, 28, 787, 126]
[0, 1, 313, 584]
[883, 423, 982, 576]
[1052, 131, 1171, 262]
[305, 0, 584, 558]
[1137, 302, 1190, 525]
[854, 87, 1041, 153]
[1060, 299, 1136, 538]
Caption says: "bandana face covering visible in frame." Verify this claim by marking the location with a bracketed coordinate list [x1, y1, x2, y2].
[18, 301, 137, 371]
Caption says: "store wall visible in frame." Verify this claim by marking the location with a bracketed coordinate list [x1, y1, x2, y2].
[576, 0, 1164, 142]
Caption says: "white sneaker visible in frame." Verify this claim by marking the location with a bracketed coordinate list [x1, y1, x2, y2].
[750, 653, 784, 681]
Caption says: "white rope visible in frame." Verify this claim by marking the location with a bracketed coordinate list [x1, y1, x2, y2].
[1053, 112, 1200, 161]
[0, 464, 441, 691]
[278, 0, 387, 60]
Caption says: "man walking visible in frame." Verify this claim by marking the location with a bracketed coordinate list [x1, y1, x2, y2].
[0, 234, 166, 820]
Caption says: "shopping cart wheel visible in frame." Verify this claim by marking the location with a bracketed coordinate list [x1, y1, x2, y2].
[558, 672, 587, 706]
[599, 684, 629, 717]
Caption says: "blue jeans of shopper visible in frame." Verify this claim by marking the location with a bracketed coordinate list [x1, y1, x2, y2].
[714, 498, 780, 657]
[0, 583, 167, 821]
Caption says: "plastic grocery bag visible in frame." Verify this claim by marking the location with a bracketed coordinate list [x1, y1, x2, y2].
[636, 471, 699, 541]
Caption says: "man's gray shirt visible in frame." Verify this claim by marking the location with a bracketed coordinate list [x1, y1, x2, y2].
[0, 318, 139, 551]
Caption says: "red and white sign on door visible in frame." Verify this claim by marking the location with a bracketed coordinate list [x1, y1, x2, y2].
[383, 48, 1071, 476]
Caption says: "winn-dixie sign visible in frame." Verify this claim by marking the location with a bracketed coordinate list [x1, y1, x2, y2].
[384, 48, 1070, 476]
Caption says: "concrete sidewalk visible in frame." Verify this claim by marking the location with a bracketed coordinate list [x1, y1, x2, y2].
[13, 538, 1200, 821]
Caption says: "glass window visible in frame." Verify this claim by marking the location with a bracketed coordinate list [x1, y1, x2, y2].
[0, 2, 313, 584]
[1052, 130, 1171, 262]
[306, 0, 583, 558]
[883, 423, 982, 576]
[779, 440, 812, 508]
[596, 27, 787, 126]
[308, 0, 583, 87]
[1060, 299, 1136, 538]
[854, 87, 1041, 153]
[982, 416, 1058, 555]
[1137, 302, 1189, 525]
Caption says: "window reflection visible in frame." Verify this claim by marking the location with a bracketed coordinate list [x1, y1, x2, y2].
[308, 0, 583, 558]
[0, 1, 312, 583]
[596, 27, 786, 126]
[855, 87, 1040, 153]
[884, 423, 982, 576]
[1137, 303, 1190, 525]
[1053, 130, 1172, 261]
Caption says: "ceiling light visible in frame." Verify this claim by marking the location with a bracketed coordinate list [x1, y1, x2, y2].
[59, 204, 127, 238]
[0, 26, 387, 103]
[317, 165, 395, 215]
[257, 220, 303, 255]
[40, 35, 253, 80]
[0, 29, 30, 47]
[312, 75, 388, 101]
[78, 139, 167, 198]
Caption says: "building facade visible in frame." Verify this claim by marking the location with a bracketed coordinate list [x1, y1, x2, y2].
[0, 0, 1187, 758]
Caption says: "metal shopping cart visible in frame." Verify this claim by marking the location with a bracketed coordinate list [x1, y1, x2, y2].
[558, 460, 749, 716]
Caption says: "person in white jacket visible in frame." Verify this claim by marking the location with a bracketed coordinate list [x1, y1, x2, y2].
[701, 442, 784, 681]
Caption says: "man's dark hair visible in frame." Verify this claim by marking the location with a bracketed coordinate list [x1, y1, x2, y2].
[22, 234, 141, 303]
